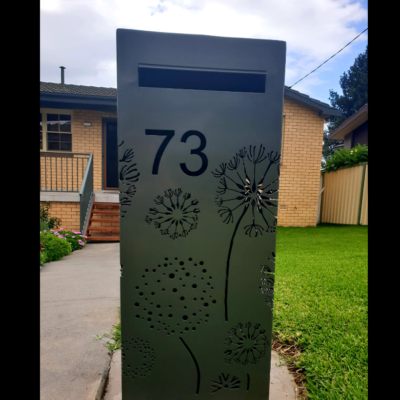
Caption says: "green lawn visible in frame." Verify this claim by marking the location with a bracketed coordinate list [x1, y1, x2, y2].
[274, 224, 368, 399]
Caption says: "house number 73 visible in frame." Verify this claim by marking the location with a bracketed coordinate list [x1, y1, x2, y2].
[145, 129, 208, 176]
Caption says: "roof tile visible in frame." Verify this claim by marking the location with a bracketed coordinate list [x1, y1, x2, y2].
[40, 82, 117, 97]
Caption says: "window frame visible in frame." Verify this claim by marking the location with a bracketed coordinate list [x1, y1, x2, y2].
[40, 108, 73, 152]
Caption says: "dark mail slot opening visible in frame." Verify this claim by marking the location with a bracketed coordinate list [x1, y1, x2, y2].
[138, 66, 266, 93]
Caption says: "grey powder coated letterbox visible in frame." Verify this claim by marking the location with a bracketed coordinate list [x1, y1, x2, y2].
[116, 28, 286, 399]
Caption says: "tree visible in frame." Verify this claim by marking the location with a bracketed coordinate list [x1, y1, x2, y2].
[322, 45, 368, 162]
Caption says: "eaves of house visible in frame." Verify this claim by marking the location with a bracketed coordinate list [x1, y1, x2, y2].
[328, 103, 368, 140]
[40, 81, 342, 118]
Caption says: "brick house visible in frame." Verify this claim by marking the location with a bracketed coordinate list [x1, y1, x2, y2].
[40, 80, 340, 239]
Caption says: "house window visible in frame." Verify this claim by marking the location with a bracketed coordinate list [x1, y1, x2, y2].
[47, 113, 72, 151]
[40, 113, 43, 150]
[40, 110, 73, 152]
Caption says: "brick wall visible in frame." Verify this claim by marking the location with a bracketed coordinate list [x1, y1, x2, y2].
[72, 110, 117, 190]
[278, 97, 325, 227]
[41, 99, 325, 228]
[40, 108, 117, 192]
[41, 201, 80, 232]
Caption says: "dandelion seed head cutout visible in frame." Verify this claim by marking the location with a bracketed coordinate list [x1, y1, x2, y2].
[145, 189, 200, 240]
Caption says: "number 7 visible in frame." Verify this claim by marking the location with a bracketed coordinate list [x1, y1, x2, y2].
[145, 129, 175, 175]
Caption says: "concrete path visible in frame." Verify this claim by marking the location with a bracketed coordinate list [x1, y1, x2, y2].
[40, 242, 295, 400]
[104, 350, 296, 400]
[40, 243, 120, 400]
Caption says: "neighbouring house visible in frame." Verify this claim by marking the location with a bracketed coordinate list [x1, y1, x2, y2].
[328, 103, 368, 149]
[40, 71, 341, 239]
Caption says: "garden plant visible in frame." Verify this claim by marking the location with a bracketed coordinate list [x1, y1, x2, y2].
[321, 144, 368, 173]
[40, 201, 61, 229]
[40, 228, 87, 265]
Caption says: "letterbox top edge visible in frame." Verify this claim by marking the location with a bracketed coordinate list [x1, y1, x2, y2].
[116, 27, 287, 47]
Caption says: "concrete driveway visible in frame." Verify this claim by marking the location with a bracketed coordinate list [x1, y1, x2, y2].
[40, 243, 120, 400]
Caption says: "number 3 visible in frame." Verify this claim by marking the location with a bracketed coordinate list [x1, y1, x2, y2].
[180, 130, 208, 176]
[146, 129, 208, 176]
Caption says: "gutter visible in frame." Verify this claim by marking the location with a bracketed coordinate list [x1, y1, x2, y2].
[284, 88, 342, 117]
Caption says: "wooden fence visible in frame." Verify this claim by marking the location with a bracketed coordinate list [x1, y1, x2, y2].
[319, 163, 368, 225]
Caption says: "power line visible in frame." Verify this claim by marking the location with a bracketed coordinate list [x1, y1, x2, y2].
[288, 27, 368, 89]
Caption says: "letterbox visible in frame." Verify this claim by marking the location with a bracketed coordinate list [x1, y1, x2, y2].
[116, 28, 286, 399]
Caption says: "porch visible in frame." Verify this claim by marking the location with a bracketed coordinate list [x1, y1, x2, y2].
[40, 152, 120, 241]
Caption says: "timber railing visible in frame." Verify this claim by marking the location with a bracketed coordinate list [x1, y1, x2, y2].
[40, 152, 94, 232]
[40, 152, 91, 192]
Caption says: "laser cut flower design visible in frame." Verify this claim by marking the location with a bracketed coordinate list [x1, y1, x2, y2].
[213, 145, 280, 235]
[212, 145, 280, 321]
[145, 189, 200, 240]
[118, 144, 140, 218]
[260, 252, 276, 311]
[224, 323, 269, 366]
[119, 148, 134, 163]
[121, 338, 155, 379]
[133, 257, 215, 394]
[211, 373, 241, 393]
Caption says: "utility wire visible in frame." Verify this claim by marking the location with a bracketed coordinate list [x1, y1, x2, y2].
[288, 27, 368, 89]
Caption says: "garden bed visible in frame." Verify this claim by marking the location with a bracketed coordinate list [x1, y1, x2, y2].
[40, 228, 87, 266]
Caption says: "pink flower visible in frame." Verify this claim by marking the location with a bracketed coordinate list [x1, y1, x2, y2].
[59, 228, 64, 231]
[72, 236, 75, 238]
[44, 230, 47, 232]
[79, 235, 85, 238]
[75, 231, 81, 234]
[50, 229, 54, 232]
[65, 233, 69, 236]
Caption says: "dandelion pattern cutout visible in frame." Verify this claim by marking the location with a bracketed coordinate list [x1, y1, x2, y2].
[145, 189, 200, 240]
[212, 145, 280, 321]
[211, 373, 241, 393]
[118, 144, 140, 218]
[121, 338, 155, 380]
[224, 323, 269, 366]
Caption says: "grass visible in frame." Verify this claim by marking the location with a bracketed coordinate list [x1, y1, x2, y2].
[273, 224, 368, 399]
[94, 307, 121, 351]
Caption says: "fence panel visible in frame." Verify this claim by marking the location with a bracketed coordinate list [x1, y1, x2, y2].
[359, 164, 368, 225]
[321, 164, 366, 225]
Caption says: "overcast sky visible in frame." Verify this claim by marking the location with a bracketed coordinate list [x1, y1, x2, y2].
[40, 0, 368, 104]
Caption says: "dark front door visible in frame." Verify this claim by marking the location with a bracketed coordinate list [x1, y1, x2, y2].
[103, 119, 118, 189]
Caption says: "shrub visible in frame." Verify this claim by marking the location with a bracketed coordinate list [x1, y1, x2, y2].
[40, 232, 72, 262]
[40, 220, 50, 232]
[322, 144, 368, 173]
[40, 251, 47, 266]
[60, 229, 87, 251]
[40, 201, 61, 229]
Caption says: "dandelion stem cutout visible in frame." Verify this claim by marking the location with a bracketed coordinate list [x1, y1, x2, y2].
[212, 145, 280, 321]
[132, 256, 215, 394]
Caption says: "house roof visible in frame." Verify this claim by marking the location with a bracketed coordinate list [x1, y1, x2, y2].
[328, 104, 368, 140]
[284, 87, 341, 117]
[40, 82, 117, 97]
[40, 81, 342, 117]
